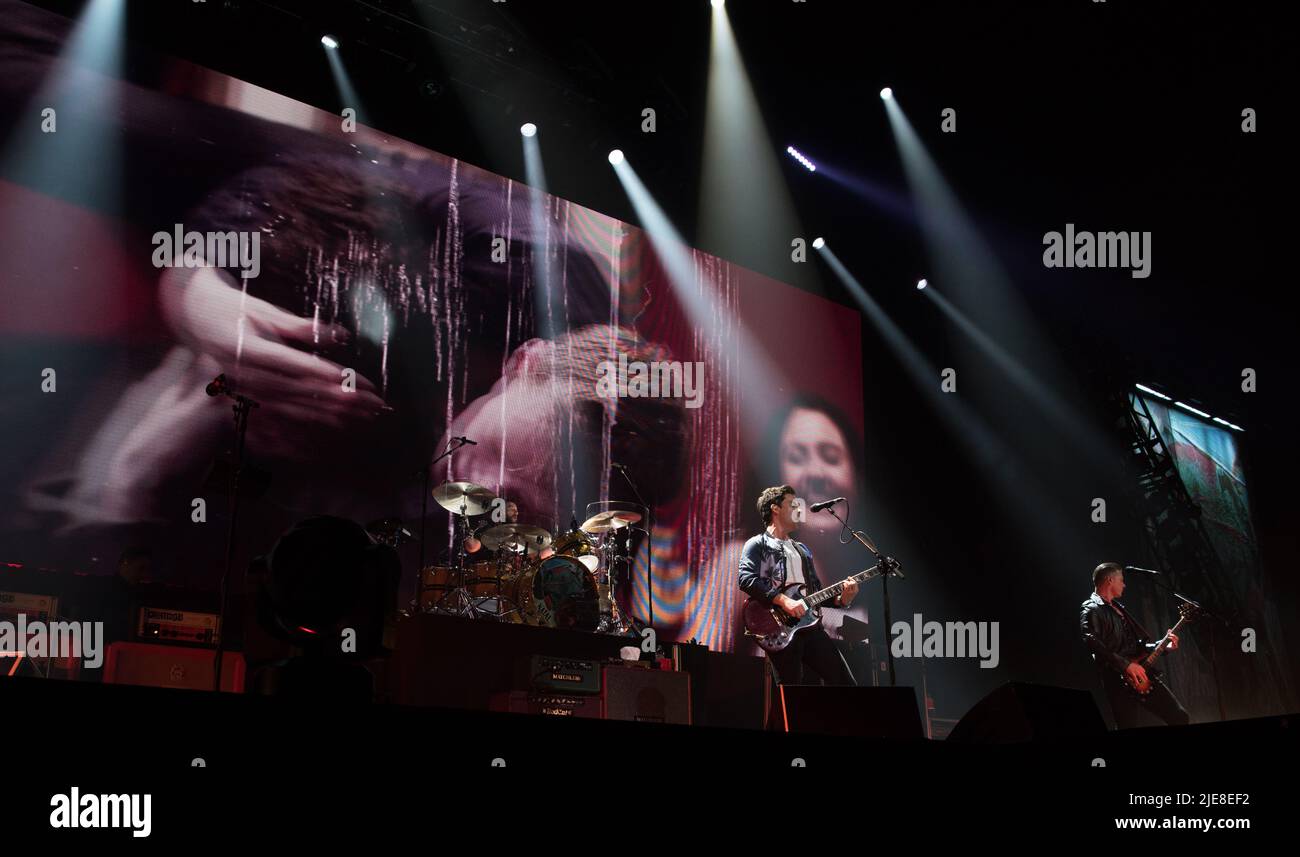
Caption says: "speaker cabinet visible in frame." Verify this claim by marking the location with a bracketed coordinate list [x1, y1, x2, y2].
[601, 665, 691, 725]
[778, 685, 923, 739]
[104, 642, 245, 692]
[947, 682, 1107, 743]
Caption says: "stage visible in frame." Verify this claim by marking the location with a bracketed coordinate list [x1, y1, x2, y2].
[4, 673, 1292, 837]
[1, 0, 1296, 841]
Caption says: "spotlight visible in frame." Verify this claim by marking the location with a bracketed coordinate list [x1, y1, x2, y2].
[711, 0, 725, 7]
[812, 237, 825, 250]
[916, 278, 928, 290]
[608, 149, 625, 166]
[520, 122, 537, 137]
[880, 87, 893, 100]
[786, 145, 817, 172]
[321, 35, 339, 50]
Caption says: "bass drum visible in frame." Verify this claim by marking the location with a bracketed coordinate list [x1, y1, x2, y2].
[505, 555, 600, 631]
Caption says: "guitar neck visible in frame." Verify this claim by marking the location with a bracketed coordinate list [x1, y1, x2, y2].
[1142, 614, 1188, 667]
[804, 564, 880, 608]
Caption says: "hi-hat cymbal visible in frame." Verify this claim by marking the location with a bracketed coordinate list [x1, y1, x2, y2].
[433, 481, 497, 516]
[579, 509, 643, 533]
[479, 523, 553, 553]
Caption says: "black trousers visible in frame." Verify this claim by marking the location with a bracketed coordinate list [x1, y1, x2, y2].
[1101, 669, 1190, 729]
[767, 625, 856, 686]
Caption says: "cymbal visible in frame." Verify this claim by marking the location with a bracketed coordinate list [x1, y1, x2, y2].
[579, 509, 643, 533]
[432, 481, 496, 516]
[479, 523, 553, 553]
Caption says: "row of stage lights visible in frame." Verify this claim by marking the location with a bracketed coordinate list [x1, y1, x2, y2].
[317, 28, 896, 188]
[318, 0, 751, 50]
[320, 22, 1238, 435]
[1134, 384, 1243, 432]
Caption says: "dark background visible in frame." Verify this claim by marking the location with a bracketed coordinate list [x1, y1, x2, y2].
[6, 0, 1296, 724]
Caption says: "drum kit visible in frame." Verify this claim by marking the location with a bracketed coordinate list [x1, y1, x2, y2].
[393, 480, 647, 635]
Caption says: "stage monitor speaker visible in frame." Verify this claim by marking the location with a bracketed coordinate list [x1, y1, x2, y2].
[670, 643, 766, 729]
[946, 682, 1106, 743]
[778, 685, 923, 739]
[602, 665, 691, 725]
[104, 642, 245, 693]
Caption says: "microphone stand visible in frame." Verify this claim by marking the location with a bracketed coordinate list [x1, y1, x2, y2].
[1132, 569, 1229, 722]
[822, 504, 903, 687]
[415, 438, 472, 612]
[615, 466, 652, 630]
[212, 391, 258, 693]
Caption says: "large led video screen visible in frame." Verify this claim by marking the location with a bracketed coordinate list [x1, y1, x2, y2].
[0, 0, 865, 652]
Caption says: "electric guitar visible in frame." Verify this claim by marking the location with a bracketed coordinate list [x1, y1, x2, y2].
[742, 559, 894, 653]
[1122, 601, 1199, 695]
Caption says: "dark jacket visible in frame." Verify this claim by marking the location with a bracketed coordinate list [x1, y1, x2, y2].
[738, 531, 826, 604]
[1079, 592, 1158, 675]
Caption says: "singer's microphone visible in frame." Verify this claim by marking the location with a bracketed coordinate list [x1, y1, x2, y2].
[1124, 565, 1162, 575]
[205, 374, 227, 397]
[453, 436, 478, 446]
[809, 497, 846, 513]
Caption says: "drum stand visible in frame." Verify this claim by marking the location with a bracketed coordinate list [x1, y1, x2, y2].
[434, 510, 479, 618]
[415, 439, 472, 613]
[435, 516, 524, 621]
[595, 530, 633, 635]
[466, 550, 520, 621]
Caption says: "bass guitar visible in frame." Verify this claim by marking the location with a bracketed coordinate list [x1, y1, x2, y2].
[1123, 601, 1198, 695]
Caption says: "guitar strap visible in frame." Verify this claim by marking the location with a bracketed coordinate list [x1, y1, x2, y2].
[1111, 600, 1153, 642]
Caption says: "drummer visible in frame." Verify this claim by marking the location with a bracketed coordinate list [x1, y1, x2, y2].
[462, 501, 555, 561]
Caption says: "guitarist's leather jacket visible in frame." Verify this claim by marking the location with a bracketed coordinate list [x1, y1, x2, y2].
[738, 532, 826, 604]
[1080, 592, 1158, 675]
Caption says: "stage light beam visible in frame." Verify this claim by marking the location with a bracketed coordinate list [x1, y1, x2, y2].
[321, 36, 369, 128]
[885, 91, 1122, 482]
[814, 240, 1094, 573]
[610, 153, 794, 455]
[522, 121, 558, 338]
[699, 1, 813, 284]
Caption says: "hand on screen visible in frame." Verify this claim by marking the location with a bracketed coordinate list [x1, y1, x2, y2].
[160, 267, 385, 457]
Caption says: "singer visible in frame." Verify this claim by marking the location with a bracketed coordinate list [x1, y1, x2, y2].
[738, 485, 858, 686]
